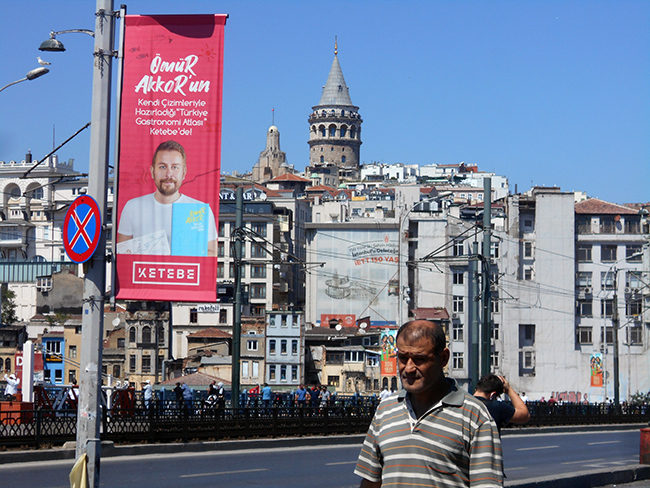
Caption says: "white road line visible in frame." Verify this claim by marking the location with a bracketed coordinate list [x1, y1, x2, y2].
[587, 441, 621, 445]
[516, 445, 559, 451]
[326, 461, 358, 466]
[180, 468, 268, 478]
[561, 459, 605, 465]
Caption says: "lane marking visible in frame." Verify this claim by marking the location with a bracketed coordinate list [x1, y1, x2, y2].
[181, 468, 268, 478]
[562, 459, 605, 465]
[516, 445, 559, 451]
[587, 441, 620, 445]
[326, 461, 358, 466]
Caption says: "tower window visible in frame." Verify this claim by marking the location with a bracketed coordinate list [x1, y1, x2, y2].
[320, 156, 324, 163]
[340, 126, 347, 137]
[329, 125, 336, 137]
[350, 126, 357, 139]
[319, 126, 326, 137]
[342, 156, 346, 163]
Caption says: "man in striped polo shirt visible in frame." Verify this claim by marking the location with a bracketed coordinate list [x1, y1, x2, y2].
[355, 320, 503, 487]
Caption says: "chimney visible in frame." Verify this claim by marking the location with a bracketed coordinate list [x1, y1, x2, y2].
[26, 150, 32, 164]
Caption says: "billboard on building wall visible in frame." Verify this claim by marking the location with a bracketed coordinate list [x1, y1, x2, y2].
[313, 229, 399, 327]
[381, 329, 397, 376]
[590, 352, 603, 387]
[115, 14, 227, 302]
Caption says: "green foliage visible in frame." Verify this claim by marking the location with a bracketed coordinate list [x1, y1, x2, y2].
[629, 391, 650, 406]
[45, 312, 71, 327]
[1, 286, 18, 325]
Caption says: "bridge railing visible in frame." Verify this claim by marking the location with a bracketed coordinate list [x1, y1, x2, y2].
[0, 400, 647, 448]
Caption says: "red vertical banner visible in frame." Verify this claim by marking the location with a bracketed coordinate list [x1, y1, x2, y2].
[115, 15, 227, 302]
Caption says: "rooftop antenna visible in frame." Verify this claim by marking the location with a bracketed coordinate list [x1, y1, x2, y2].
[272, 107, 274, 126]
[53, 124, 56, 151]
[335, 35, 338, 55]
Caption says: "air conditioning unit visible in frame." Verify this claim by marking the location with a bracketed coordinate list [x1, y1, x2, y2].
[583, 287, 592, 295]
[451, 313, 459, 319]
[490, 284, 498, 292]
[624, 287, 632, 295]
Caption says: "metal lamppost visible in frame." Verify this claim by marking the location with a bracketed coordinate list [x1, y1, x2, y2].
[0, 67, 49, 93]
[39, 2, 119, 486]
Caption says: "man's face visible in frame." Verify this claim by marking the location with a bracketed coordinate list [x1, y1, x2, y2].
[396, 333, 449, 396]
[150, 150, 186, 197]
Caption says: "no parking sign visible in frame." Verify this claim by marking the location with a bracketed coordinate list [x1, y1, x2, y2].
[63, 195, 102, 263]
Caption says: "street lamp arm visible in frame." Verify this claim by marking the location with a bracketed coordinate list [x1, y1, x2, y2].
[50, 29, 95, 38]
[0, 68, 49, 93]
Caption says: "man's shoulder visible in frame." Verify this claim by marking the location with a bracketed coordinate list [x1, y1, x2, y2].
[178, 194, 208, 205]
[123, 193, 155, 207]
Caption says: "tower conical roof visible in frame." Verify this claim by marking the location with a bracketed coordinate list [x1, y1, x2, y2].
[317, 54, 354, 107]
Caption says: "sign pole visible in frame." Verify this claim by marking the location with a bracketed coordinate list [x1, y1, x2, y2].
[76, 2, 115, 487]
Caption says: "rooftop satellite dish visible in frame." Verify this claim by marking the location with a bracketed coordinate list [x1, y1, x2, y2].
[112, 317, 120, 327]
[335, 324, 342, 331]
[360, 322, 367, 329]
[358, 328, 366, 335]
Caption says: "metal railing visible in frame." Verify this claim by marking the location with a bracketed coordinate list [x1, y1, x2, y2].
[0, 399, 648, 449]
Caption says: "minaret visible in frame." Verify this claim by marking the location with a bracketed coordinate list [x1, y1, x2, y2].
[252, 124, 287, 182]
[308, 39, 362, 180]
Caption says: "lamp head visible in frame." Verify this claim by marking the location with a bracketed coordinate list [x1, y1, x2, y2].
[26, 68, 49, 81]
[39, 36, 65, 52]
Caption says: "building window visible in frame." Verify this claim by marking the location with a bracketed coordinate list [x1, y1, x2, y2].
[600, 217, 615, 234]
[628, 325, 643, 345]
[251, 222, 267, 237]
[366, 355, 379, 367]
[577, 327, 592, 344]
[251, 243, 266, 258]
[280, 365, 287, 381]
[345, 351, 363, 363]
[280, 315, 288, 327]
[69, 345, 77, 359]
[601, 299, 614, 318]
[452, 296, 464, 313]
[251, 264, 266, 279]
[68, 370, 77, 384]
[217, 242, 225, 257]
[280, 339, 287, 354]
[576, 272, 592, 288]
[452, 322, 464, 342]
[252, 305, 265, 316]
[217, 263, 224, 278]
[627, 271, 643, 289]
[269, 365, 276, 381]
[601, 245, 617, 262]
[129, 327, 136, 343]
[328, 375, 340, 387]
[626, 245, 642, 262]
[45, 341, 61, 354]
[218, 221, 227, 237]
[601, 327, 614, 345]
[291, 339, 298, 355]
[129, 355, 136, 372]
[491, 323, 500, 341]
[291, 365, 298, 382]
[219, 309, 227, 324]
[626, 296, 642, 316]
[577, 244, 592, 262]
[524, 241, 534, 258]
[250, 284, 266, 299]
[453, 239, 464, 257]
[491, 352, 500, 368]
[269, 339, 276, 354]
[4, 358, 11, 372]
[452, 271, 464, 285]
[54, 369, 63, 383]
[247, 340, 258, 351]
[452, 352, 464, 369]
[576, 216, 591, 234]
[600, 272, 614, 291]
[625, 218, 641, 234]
[189, 309, 198, 323]
[577, 299, 593, 317]
[142, 356, 151, 373]
[491, 295, 500, 314]
[142, 326, 151, 343]
[490, 241, 500, 259]
[519, 324, 535, 376]
[158, 326, 165, 346]
[252, 361, 259, 378]
[524, 267, 533, 281]
[242, 361, 249, 378]
[112, 365, 120, 378]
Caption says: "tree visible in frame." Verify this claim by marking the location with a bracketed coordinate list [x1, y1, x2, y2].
[1, 285, 18, 325]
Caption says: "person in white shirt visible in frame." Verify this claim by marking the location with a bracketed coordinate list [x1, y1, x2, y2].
[117, 140, 217, 256]
[3, 374, 20, 397]
[379, 387, 391, 402]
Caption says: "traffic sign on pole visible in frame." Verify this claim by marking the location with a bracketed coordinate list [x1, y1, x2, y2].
[63, 195, 102, 263]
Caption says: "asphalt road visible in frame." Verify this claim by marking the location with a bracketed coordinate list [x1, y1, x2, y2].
[0, 429, 640, 488]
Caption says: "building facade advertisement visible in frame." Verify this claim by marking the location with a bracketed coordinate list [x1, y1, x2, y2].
[590, 352, 603, 387]
[115, 14, 227, 301]
[314, 230, 399, 327]
[380, 329, 397, 375]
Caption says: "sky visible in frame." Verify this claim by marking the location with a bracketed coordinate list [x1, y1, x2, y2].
[1, 0, 648, 204]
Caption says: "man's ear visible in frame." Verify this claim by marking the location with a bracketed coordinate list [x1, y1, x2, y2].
[439, 347, 450, 368]
[149, 165, 155, 179]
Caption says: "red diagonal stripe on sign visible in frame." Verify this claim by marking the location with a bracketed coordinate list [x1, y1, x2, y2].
[70, 208, 93, 248]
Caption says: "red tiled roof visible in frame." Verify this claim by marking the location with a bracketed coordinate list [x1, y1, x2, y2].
[159, 371, 230, 387]
[575, 198, 637, 215]
[305, 184, 336, 192]
[411, 308, 450, 320]
[270, 173, 310, 182]
[187, 328, 232, 339]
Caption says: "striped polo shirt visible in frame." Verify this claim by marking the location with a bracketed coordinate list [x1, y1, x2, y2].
[355, 378, 504, 487]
